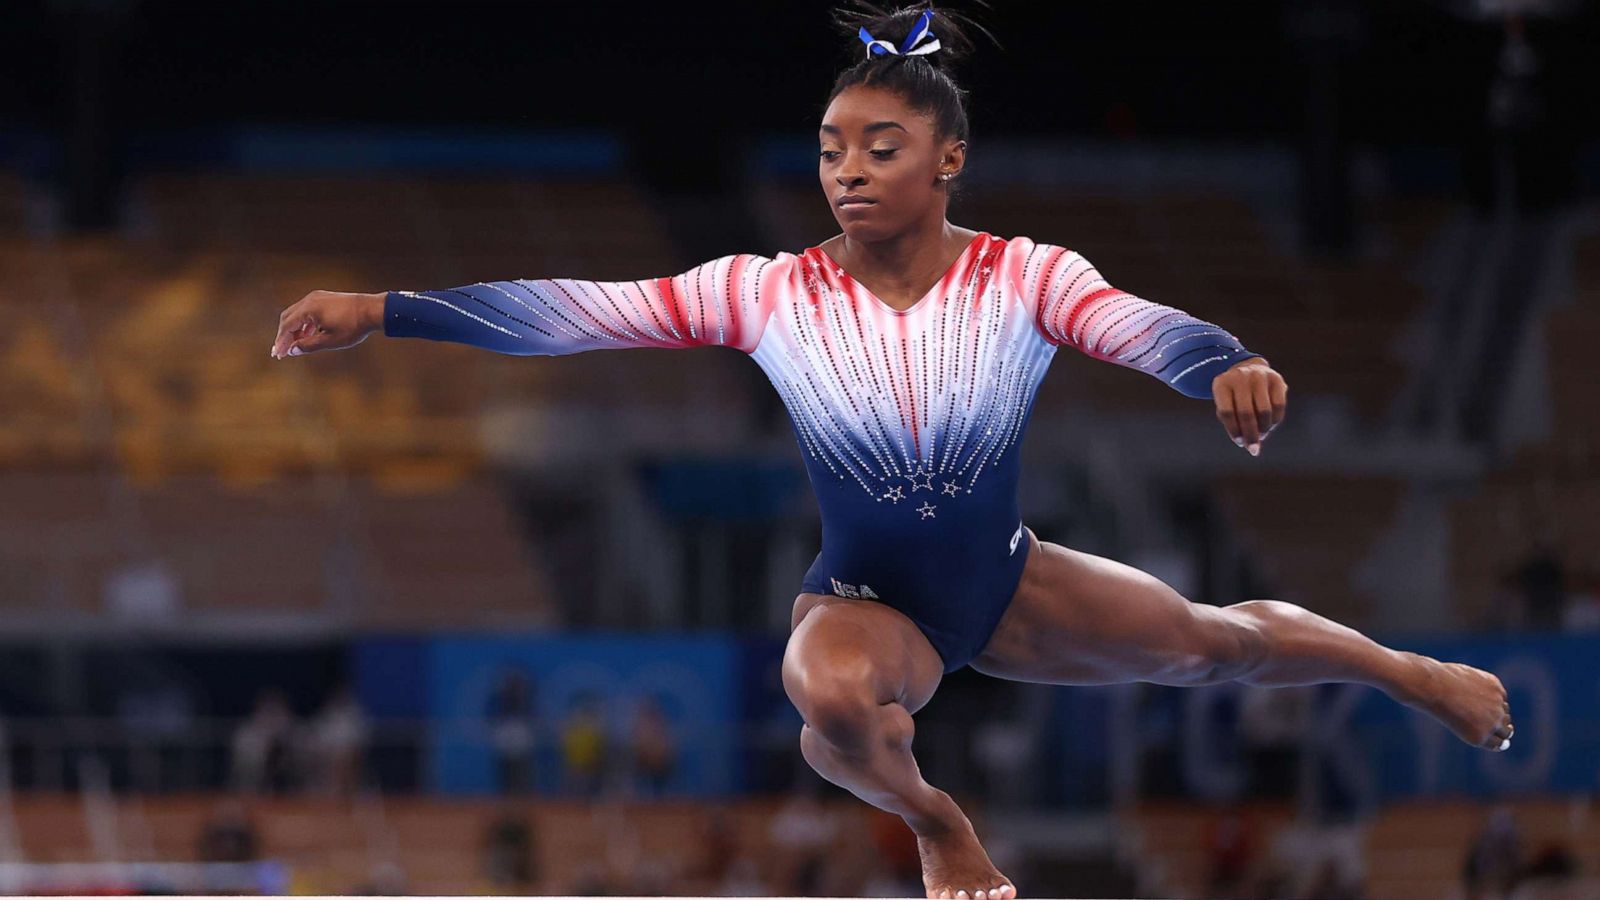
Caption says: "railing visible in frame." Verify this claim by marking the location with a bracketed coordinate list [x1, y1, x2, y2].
[0, 860, 286, 895]
[0, 716, 817, 797]
[0, 713, 1049, 806]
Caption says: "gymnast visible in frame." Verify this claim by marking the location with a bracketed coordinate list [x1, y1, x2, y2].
[270, 5, 1515, 897]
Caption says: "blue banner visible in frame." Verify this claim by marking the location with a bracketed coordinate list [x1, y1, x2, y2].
[426, 634, 740, 795]
[1065, 632, 1600, 806]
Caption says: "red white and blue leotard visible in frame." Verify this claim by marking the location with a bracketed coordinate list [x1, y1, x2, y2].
[383, 231, 1260, 671]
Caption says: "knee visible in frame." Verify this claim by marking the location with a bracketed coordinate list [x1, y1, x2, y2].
[1172, 606, 1269, 685]
[783, 646, 880, 750]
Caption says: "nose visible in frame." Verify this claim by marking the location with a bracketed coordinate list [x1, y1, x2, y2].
[836, 168, 866, 188]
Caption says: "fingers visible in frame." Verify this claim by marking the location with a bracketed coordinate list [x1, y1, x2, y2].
[1215, 386, 1244, 448]
[1219, 383, 1262, 453]
[1268, 372, 1288, 435]
[1252, 378, 1274, 440]
[1235, 384, 1262, 449]
[272, 305, 309, 359]
[272, 295, 322, 359]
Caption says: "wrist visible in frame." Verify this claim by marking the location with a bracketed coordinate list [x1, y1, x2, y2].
[363, 292, 388, 335]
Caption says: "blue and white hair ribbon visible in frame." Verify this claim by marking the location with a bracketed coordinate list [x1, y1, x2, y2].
[859, 9, 941, 58]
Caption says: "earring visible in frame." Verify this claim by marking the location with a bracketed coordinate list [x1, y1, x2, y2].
[940, 173, 951, 181]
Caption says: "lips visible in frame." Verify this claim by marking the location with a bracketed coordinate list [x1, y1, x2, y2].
[837, 194, 877, 208]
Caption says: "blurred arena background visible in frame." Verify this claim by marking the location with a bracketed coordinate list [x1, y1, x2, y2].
[2, 0, 1599, 897]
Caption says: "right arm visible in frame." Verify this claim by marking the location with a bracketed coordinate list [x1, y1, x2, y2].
[271, 253, 785, 359]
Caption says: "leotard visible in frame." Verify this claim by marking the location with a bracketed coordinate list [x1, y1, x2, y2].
[383, 231, 1261, 670]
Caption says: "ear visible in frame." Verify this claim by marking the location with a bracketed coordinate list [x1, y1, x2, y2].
[939, 139, 968, 180]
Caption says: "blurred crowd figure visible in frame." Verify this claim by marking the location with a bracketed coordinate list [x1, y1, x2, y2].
[1202, 809, 1366, 900]
[310, 684, 370, 794]
[1486, 544, 1600, 633]
[1188, 804, 1592, 900]
[481, 803, 539, 889]
[487, 670, 537, 793]
[485, 669, 681, 797]
[229, 690, 296, 793]
[561, 693, 608, 795]
[228, 684, 369, 795]
[534, 781, 921, 898]
[195, 797, 260, 863]
[766, 787, 841, 895]
[1463, 807, 1582, 900]
[630, 695, 676, 793]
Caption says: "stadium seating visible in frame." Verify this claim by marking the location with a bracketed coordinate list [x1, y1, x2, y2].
[1446, 230, 1600, 627]
[0, 171, 737, 624]
[1120, 797, 1600, 899]
[0, 469, 554, 625]
[2, 793, 875, 895]
[1210, 473, 1406, 622]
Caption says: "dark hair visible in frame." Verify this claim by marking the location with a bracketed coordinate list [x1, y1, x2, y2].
[825, 3, 996, 150]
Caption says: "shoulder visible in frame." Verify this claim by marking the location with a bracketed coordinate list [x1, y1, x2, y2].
[692, 250, 804, 284]
[997, 234, 1082, 261]
[989, 233, 1074, 284]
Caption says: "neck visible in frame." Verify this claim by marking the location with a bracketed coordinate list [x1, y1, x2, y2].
[838, 213, 971, 293]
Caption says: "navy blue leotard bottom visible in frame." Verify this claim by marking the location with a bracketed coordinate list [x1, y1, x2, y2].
[800, 516, 1033, 674]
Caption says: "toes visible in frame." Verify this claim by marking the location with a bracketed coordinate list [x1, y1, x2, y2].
[991, 882, 1015, 899]
[1486, 720, 1514, 751]
[957, 891, 970, 899]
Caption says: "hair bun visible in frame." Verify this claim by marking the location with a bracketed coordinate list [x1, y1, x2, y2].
[830, 3, 994, 72]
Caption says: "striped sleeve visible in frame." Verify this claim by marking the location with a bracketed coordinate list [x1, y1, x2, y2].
[382, 253, 786, 356]
[1016, 238, 1261, 400]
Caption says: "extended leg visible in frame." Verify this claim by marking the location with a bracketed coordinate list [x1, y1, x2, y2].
[972, 530, 1513, 750]
[784, 594, 1016, 899]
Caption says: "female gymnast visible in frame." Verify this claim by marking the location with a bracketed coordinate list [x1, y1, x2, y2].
[270, 5, 1515, 897]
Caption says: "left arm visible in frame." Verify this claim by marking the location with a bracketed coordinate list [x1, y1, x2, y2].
[1020, 239, 1287, 453]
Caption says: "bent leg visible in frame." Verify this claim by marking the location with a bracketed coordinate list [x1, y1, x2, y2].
[972, 530, 1513, 751]
[785, 594, 1015, 900]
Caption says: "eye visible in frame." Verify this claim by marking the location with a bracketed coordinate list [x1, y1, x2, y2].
[820, 150, 841, 161]
[870, 149, 897, 158]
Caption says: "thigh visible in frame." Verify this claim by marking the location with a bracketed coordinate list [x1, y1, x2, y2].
[970, 528, 1232, 686]
[785, 592, 945, 714]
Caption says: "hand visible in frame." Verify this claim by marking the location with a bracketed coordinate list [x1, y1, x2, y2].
[1212, 357, 1286, 456]
[270, 291, 385, 359]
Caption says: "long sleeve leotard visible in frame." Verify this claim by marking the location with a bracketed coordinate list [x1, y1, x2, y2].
[384, 232, 1261, 670]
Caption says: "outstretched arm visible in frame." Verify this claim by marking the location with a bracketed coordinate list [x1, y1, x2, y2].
[384, 254, 779, 355]
[270, 254, 783, 359]
[1017, 238, 1286, 453]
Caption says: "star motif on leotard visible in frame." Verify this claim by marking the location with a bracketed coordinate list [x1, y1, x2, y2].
[942, 481, 960, 496]
[882, 485, 905, 503]
[916, 501, 937, 519]
[905, 467, 935, 492]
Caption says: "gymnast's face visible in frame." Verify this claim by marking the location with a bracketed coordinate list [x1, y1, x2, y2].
[819, 85, 965, 240]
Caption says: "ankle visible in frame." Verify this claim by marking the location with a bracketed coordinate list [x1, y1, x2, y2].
[1388, 650, 1435, 705]
[905, 788, 966, 837]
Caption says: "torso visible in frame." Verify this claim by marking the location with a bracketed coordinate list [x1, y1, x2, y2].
[749, 230, 1060, 672]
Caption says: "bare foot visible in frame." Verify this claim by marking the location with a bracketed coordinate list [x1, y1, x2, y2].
[1398, 653, 1514, 751]
[915, 795, 1016, 900]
